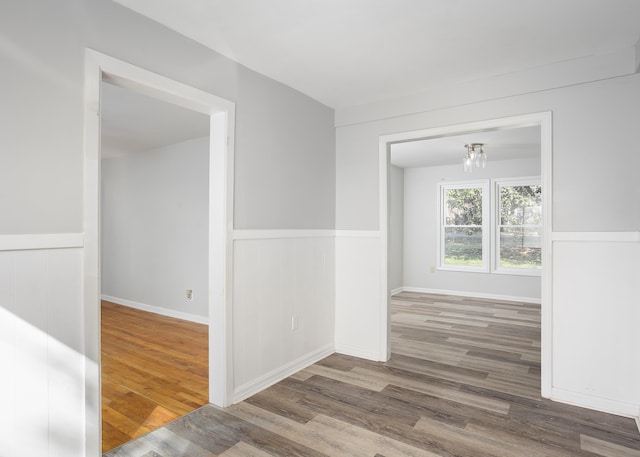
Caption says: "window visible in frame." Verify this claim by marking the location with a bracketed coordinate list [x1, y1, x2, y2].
[495, 179, 542, 273]
[439, 181, 489, 272]
[438, 177, 541, 275]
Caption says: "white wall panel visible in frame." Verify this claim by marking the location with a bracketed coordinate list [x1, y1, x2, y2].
[335, 233, 385, 360]
[13, 251, 49, 456]
[0, 253, 16, 457]
[46, 248, 85, 457]
[232, 233, 335, 400]
[0, 243, 84, 457]
[552, 236, 640, 417]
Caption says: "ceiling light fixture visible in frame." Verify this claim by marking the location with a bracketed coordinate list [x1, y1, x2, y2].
[463, 143, 486, 172]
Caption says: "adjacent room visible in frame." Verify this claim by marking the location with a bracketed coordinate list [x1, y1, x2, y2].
[100, 81, 211, 451]
[389, 125, 543, 303]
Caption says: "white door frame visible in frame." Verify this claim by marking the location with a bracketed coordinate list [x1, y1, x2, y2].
[378, 112, 553, 397]
[83, 49, 235, 456]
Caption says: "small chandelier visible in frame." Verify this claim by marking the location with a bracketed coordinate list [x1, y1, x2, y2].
[463, 143, 487, 172]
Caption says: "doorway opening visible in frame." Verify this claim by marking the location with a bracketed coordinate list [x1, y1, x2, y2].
[378, 112, 553, 397]
[83, 50, 235, 456]
[99, 80, 211, 451]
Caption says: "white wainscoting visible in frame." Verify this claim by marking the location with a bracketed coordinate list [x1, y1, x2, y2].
[231, 230, 335, 402]
[551, 232, 640, 422]
[334, 230, 387, 361]
[0, 234, 85, 457]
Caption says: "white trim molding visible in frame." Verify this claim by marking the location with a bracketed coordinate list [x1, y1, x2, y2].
[334, 342, 387, 362]
[0, 233, 83, 251]
[84, 49, 236, 456]
[101, 295, 208, 325]
[390, 287, 404, 296]
[232, 344, 334, 404]
[551, 388, 640, 420]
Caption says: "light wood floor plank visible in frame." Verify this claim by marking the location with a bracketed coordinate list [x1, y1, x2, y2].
[101, 301, 208, 453]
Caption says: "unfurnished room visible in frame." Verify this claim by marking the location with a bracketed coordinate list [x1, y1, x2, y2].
[1, 1, 640, 457]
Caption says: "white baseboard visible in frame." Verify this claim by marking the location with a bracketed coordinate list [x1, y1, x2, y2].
[551, 387, 640, 420]
[399, 286, 541, 304]
[335, 342, 387, 362]
[101, 294, 208, 325]
[390, 287, 404, 296]
[232, 344, 335, 403]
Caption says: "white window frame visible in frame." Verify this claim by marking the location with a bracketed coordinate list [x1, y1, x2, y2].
[492, 177, 542, 277]
[437, 177, 542, 276]
[437, 180, 490, 273]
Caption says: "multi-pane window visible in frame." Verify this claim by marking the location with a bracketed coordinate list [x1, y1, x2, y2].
[496, 180, 542, 272]
[438, 178, 541, 275]
[440, 182, 489, 271]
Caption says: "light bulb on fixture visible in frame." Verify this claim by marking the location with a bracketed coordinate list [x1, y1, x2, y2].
[463, 143, 486, 172]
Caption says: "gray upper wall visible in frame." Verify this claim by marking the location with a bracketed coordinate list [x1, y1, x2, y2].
[336, 73, 640, 232]
[0, 0, 335, 233]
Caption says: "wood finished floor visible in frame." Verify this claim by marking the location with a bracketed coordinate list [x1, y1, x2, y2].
[104, 292, 640, 457]
[101, 301, 209, 452]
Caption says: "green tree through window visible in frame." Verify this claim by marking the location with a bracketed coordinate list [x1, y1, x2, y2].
[438, 178, 541, 274]
[443, 187, 484, 266]
[498, 184, 542, 269]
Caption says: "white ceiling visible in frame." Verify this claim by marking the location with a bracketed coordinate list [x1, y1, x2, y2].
[113, 0, 640, 109]
[101, 81, 210, 157]
[390, 125, 540, 169]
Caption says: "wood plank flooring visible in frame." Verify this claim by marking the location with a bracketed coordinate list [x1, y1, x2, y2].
[101, 301, 209, 452]
[104, 292, 640, 456]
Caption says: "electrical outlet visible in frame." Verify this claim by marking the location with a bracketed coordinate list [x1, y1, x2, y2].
[291, 315, 299, 331]
[186, 289, 193, 301]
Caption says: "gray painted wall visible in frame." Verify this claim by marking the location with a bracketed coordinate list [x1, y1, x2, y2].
[0, 2, 337, 454]
[336, 74, 640, 232]
[101, 137, 210, 319]
[0, 0, 335, 234]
